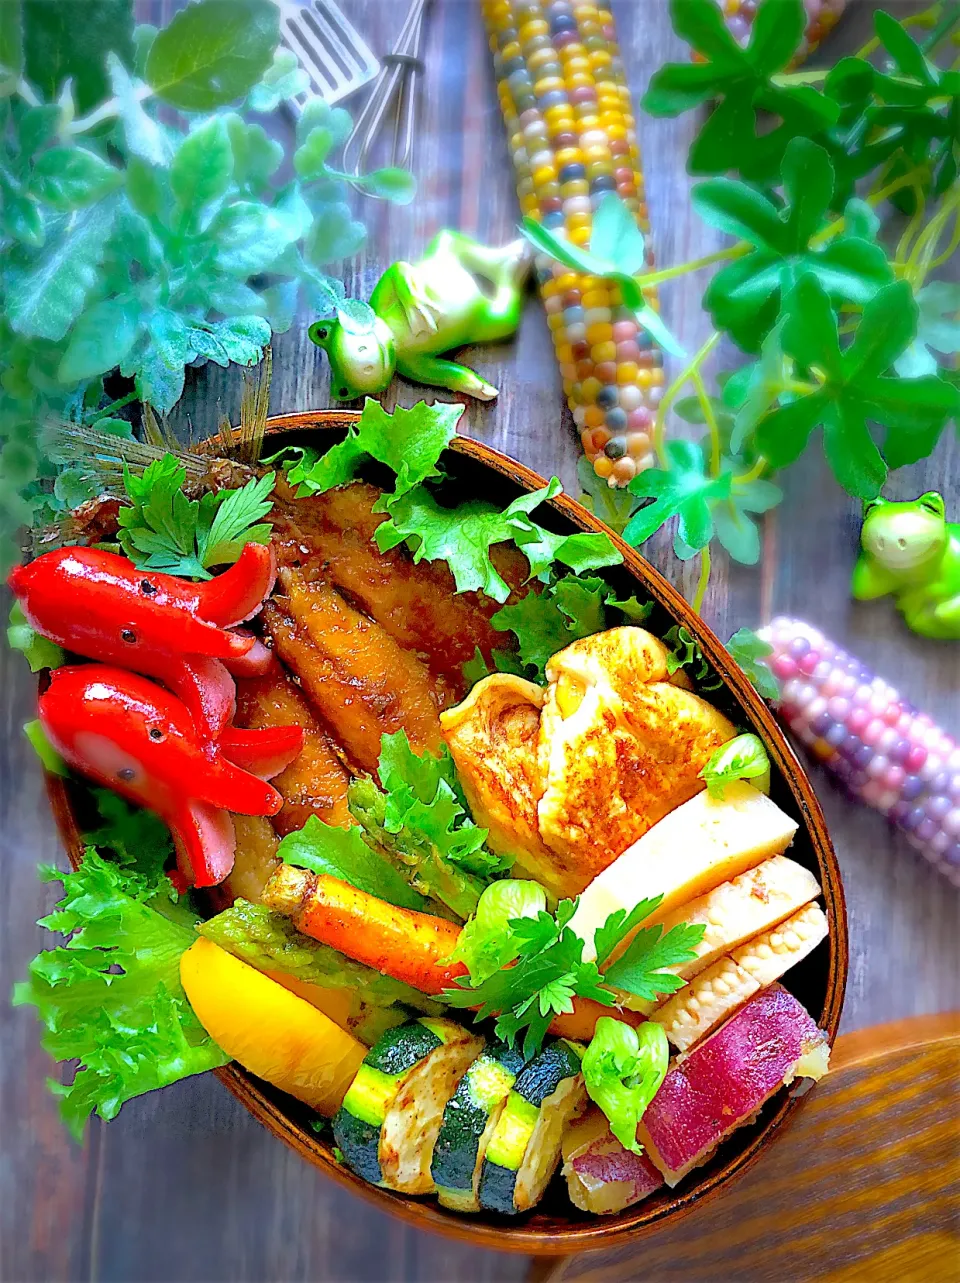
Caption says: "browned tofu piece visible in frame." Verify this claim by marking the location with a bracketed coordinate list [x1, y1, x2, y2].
[234, 667, 352, 837]
[262, 568, 442, 775]
[270, 480, 527, 701]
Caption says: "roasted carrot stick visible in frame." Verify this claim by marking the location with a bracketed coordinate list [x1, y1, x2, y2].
[263, 865, 466, 995]
[263, 866, 642, 1042]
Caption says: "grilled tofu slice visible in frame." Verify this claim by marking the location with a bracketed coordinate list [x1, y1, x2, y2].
[571, 782, 800, 963]
[439, 673, 563, 891]
[537, 628, 736, 891]
[271, 480, 527, 699]
[652, 902, 830, 1052]
[626, 855, 821, 1016]
[234, 667, 352, 837]
[262, 568, 442, 774]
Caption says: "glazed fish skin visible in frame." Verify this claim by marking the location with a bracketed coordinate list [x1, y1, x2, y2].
[235, 667, 352, 837]
[439, 674, 561, 891]
[263, 569, 442, 775]
[538, 627, 736, 888]
[271, 480, 527, 695]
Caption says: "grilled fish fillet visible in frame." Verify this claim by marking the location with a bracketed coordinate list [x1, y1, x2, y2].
[234, 666, 352, 836]
[271, 480, 527, 700]
[537, 628, 736, 889]
[263, 568, 442, 774]
[439, 674, 560, 890]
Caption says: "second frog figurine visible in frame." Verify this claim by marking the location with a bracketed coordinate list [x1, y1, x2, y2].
[309, 231, 531, 402]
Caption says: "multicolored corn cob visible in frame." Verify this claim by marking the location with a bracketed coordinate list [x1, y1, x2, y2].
[482, 0, 665, 486]
[759, 617, 960, 887]
[716, 0, 846, 58]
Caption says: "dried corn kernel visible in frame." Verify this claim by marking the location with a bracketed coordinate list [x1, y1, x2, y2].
[483, 0, 664, 488]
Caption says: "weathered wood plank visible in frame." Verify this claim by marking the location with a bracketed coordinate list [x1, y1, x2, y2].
[1, 2, 958, 1281]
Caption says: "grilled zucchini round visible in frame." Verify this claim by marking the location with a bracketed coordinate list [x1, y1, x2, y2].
[333, 1017, 483, 1194]
[478, 1039, 586, 1215]
[431, 1041, 527, 1212]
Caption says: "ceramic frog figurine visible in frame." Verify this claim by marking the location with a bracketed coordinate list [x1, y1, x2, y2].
[851, 492, 960, 640]
[308, 230, 531, 402]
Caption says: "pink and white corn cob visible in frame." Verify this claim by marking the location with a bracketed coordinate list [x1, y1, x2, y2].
[758, 617, 960, 888]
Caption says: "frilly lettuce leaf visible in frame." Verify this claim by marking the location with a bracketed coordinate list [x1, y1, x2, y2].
[13, 849, 227, 1139]
[267, 398, 464, 498]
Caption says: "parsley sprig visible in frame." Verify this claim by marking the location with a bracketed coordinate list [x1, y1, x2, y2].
[117, 453, 274, 579]
[442, 893, 705, 1060]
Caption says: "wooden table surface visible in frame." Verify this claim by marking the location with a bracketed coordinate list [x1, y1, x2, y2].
[2, 3, 958, 1281]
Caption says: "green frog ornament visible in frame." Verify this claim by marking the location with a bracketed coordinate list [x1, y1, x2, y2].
[308, 230, 531, 402]
[851, 491, 960, 640]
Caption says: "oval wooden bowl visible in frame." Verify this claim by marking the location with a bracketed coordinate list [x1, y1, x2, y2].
[46, 410, 848, 1255]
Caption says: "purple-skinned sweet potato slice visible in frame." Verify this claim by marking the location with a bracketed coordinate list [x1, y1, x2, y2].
[638, 984, 830, 1186]
[562, 1109, 664, 1214]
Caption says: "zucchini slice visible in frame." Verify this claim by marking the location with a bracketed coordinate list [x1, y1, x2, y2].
[478, 1039, 587, 1215]
[333, 1017, 483, 1194]
[431, 1041, 527, 1213]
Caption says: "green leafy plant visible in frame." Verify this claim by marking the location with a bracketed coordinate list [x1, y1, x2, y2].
[117, 453, 274, 577]
[13, 847, 228, 1138]
[0, 0, 414, 572]
[443, 892, 704, 1060]
[550, 0, 960, 617]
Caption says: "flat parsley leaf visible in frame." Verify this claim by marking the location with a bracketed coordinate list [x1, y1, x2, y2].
[444, 895, 702, 1060]
[13, 848, 228, 1139]
[602, 921, 706, 1001]
[118, 454, 274, 579]
[490, 573, 653, 680]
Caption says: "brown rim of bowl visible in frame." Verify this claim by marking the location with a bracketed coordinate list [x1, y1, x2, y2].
[44, 409, 848, 1256]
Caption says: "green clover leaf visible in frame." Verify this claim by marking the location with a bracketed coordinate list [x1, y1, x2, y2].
[623, 440, 732, 559]
[756, 276, 960, 498]
[643, 0, 839, 182]
[694, 139, 893, 351]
